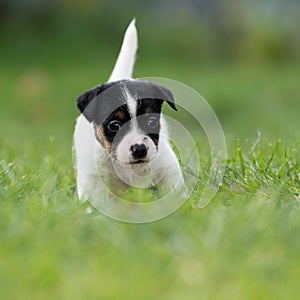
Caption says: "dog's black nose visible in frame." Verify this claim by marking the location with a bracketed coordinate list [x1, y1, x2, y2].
[130, 143, 147, 159]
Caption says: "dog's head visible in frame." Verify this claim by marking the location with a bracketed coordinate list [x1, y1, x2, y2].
[76, 80, 177, 164]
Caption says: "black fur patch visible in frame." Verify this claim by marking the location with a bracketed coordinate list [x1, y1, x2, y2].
[76, 80, 125, 122]
[136, 98, 163, 146]
[76, 80, 177, 149]
[76, 79, 176, 123]
[102, 105, 131, 145]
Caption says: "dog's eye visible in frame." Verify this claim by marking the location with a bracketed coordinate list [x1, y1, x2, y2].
[147, 116, 159, 129]
[108, 120, 122, 132]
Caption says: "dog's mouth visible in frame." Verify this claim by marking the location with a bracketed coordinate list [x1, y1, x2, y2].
[129, 159, 149, 165]
[110, 156, 149, 165]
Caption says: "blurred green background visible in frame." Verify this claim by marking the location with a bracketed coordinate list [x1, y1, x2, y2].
[1, 0, 300, 151]
[1, 1, 300, 299]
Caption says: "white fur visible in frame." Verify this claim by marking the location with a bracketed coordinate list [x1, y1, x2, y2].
[73, 19, 186, 201]
[109, 19, 138, 82]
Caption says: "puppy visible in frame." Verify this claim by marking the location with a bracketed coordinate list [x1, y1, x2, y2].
[73, 20, 185, 202]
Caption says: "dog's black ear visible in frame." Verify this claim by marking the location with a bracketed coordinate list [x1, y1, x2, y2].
[157, 85, 177, 111]
[125, 80, 177, 111]
[76, 81, 124, 122]
[76, 86, 101, 122]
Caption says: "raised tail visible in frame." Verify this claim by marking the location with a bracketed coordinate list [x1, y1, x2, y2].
[108, 19, 138, 82]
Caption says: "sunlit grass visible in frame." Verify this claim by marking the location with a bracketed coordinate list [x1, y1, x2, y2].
[1, 34, 300, 298]
[0, 135, 299, 299]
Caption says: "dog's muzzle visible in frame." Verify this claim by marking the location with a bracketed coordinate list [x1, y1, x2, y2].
[130, 143, 148, 160]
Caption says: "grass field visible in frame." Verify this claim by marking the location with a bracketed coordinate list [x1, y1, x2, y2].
[1, 29, 300, 299]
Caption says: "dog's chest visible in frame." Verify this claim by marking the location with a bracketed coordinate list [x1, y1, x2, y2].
[96, 151, 166, 189]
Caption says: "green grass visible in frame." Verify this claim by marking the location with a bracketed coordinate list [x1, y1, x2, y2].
[1, 138, 299, 299]
[1, 31, 300, 299]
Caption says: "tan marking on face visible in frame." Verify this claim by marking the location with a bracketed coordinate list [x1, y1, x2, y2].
[96, 126, 112, 154]
[151, 137, 159, 146]
[115, 111, 125, 120]
[144, 107, 153, 114]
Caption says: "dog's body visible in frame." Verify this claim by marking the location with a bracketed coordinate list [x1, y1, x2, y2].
[74, 20, 185, 201]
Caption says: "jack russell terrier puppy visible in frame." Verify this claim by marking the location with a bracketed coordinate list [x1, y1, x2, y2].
[73, 20, 186, 202]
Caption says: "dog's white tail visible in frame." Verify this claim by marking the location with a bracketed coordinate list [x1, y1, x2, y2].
[108, 19, 138, 82]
